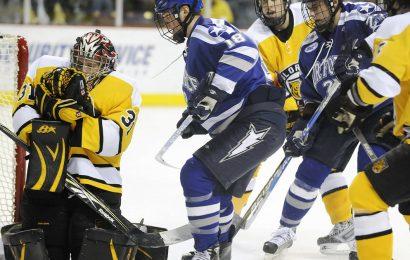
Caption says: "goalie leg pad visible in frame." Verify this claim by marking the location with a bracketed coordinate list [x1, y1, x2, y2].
[21, 190, 70, 259]
[1, 224, 49, 260]
[26, 119, 70, 193]
[78, 228, 137, 260]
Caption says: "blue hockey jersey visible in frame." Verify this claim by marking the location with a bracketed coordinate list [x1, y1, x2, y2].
[183, 16, 271, 134]
[299, 2, 386, 103]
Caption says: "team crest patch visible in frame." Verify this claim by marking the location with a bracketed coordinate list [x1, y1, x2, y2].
[219, 123, 270, 163]
[372, 158, 389, 174]
[305, 42, 318, 53]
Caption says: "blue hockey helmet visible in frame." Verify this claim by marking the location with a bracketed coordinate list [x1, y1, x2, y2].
[154, 0, 203, 44]
[302, 0, 342, 33]
[155, 0, 203, 13]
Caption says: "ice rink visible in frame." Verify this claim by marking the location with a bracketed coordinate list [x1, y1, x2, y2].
[121, 107, 410, 260]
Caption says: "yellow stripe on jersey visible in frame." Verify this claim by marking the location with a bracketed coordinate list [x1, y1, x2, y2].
[77, 177, 122, 193]
[356, 78, 387, 105]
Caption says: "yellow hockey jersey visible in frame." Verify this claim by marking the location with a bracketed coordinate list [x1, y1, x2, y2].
[355, 13, 410, 138]
[13, 55, 141, 193]
[246, 2, 312, 111]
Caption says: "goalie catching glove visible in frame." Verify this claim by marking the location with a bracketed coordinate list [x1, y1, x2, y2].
[35, 67, 99, 125]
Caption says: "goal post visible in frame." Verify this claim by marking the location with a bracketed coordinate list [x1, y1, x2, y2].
[0, 34, 28, 227]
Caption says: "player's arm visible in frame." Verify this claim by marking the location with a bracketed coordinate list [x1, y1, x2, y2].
[189, 32, 260, 121]
[70, 90, 141, 156]
[327, 25, 408, 133]
[353, 36, 405, 106]
[12, 58, 43, 143]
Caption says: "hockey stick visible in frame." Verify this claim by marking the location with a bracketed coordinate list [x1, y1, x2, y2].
[235, 79, 342, 233]
[155, 115, 194, 169]
[0, 122, 195, 248]
[352, 127, 378, 163]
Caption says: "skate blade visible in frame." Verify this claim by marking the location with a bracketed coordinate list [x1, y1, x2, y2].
[264, 248, 288, 259]
[319, 243, 351, 255]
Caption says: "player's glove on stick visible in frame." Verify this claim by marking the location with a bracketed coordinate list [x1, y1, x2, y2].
[327, 87, 372, 134]
[283, 117, 317, 157]
[176, 109, 207, 139]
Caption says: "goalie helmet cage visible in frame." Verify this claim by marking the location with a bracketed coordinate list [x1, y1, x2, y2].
[0, 34, 28, 226]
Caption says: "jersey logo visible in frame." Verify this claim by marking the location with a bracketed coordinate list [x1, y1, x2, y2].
[305, 42, 318, 53]
[209, 25, 227, 37]
[37, 125, 56, 134]
[280, 64, 302, 100]
[372, 157, 389, 174]
[219, 123, 270, 163]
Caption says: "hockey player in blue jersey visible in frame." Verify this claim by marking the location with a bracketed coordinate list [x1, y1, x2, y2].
[154, 0, 287, 259]
[262, 0, 396, 259]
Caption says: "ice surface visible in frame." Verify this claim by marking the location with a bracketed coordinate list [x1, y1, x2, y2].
[121, 107, 410, 260]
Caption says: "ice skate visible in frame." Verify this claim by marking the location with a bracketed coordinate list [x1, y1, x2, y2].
[317, 219, 355, 255]
[263, 226, 296, 258]
[181, 245, 220, 260]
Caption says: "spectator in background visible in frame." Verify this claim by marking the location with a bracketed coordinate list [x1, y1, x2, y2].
[91, 0, 115, 24]
[211, 0, 234, 23]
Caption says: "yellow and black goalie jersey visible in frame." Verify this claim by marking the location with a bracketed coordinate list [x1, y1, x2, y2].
[246, 2, 311, 112]
[356, 13, 410, 138]
[13, 55, 141, 193]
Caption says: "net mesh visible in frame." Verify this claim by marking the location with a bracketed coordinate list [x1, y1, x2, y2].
[0, 35, 27, 227]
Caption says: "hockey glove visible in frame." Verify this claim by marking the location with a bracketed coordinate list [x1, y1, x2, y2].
[326, 88, 372, 134]
[35, 85, 89, 125]
[283, 117, 317, 157]
[188, 72, 229, 121]
[374, 111, 400, 149]
[176, 109, 207, 139]
[39, 67, 99, 117]
[334, 39, 372, 93]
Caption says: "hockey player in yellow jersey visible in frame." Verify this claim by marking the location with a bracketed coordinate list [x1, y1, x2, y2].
[328, 0, 410, 259]
[10, 30, 141, 259]
[242, 0, 357, 256]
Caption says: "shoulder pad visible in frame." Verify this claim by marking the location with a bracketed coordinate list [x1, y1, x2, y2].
[246, 19, 272, 45]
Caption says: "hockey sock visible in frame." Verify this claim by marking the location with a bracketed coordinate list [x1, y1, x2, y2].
[320, 172, 352, 224]
[280, 178, 318, 227]
[180, 157, 222, 251]
[355, 212, 392, 260]
[280, 158, 331, 227]
[350, 172, 391, 260]
[219, 194, 234, 243]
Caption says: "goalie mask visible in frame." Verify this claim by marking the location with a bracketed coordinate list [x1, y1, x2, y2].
[154, 0, 203, 44]
[302, 0, 342, 33]
[255, 0, 290, 28]
[71, 29, 118, 89]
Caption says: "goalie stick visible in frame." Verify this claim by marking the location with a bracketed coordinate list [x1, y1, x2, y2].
[233, 79, 342, 233]
[0, 121, 195, 248]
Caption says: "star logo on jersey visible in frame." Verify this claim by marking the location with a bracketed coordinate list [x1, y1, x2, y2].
[219, 123, 271, 163]
[209, 25, 226, 37]
[358, 3, 374, 13]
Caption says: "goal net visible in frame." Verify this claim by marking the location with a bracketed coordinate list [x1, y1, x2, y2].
[0, 34, 28, 228]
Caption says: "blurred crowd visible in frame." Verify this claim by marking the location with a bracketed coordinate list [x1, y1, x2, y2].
[0, 0, 381, 28]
